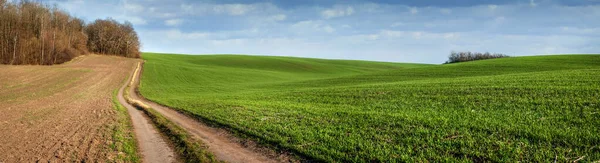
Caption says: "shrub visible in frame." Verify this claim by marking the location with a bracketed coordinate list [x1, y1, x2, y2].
[445, 51, 509, 64]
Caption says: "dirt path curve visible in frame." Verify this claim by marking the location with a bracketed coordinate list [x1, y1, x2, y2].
[129, 64, 279, 163]
[117, 62, 177, 163]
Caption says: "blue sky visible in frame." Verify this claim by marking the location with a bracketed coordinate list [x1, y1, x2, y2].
[46, 0, 599, 63]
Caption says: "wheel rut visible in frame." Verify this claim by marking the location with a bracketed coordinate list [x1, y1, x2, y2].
[117, 62, 177, 163]
[128, 63, 283, 163]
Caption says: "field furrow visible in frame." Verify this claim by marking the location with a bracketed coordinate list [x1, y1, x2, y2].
[0, 55, 139, 162]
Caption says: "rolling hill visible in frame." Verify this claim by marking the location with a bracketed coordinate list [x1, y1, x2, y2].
[139, 53, 600, 162]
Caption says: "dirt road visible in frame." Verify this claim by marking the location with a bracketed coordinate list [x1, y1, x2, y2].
[0, 55, 137, 162]
[129, 63, 283, 163]
[117, 63, 177, 163]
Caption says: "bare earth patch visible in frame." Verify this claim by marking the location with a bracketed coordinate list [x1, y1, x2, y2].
[0, 55, 138, 162]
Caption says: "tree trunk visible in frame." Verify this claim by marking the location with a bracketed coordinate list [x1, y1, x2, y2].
[11, 34, 16, 65]
[52, 28, 56, 64]
[40, 15, 44, 65]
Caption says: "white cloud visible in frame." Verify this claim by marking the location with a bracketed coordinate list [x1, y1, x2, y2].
[147, 7, 176, 18]
[409, 7, 418, 14]
[321, 6, 355, 19]
[165, 29, 209, 40]
[268, 14, 287, 21]
[213, 4, 256, 15]
[181, 4, 194, 13]
[440, 8, 452, 14]
[488, 5, 498, 11]
[181, 3, 278, 16]
[380, 30, 405, 37]
[124, 3, 144, 13]
[411, 32, 423, 39]
[390, 22, 404, 27]
[495, 16, 506, 22]
[147, 28, 263, 42]
[120, 16, 146, 25]
[356, 3, 381, 13]
[291, 21, 336, 33]
[370, 30, 463, 41]
[560, 26, 600, 35]
[159, 13, 177, 18]
[443, 33, 459, 39]
[323, 25, 336, 33]
[529, 0, 538, 7]
[165, 19, 183, 26]
[367, 34, 379, 40]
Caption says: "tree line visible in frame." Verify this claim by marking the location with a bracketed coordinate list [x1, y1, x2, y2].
[445, 51, 509, 64]
[0, 0, 140, 65]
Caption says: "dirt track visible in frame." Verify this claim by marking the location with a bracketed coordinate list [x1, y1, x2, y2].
[118, 62, 176, 163]
[0, 55, 137, 162]
[130, 63, 283, 163]
[0, 55, 285, 162]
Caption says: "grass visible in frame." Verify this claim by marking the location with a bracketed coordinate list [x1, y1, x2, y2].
[111, 89, 140, 162]
[139, 53, 600, 162]
[124, 63, 218, 163]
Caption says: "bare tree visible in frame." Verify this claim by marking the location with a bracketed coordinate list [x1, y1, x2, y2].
[85, 18, 140, 58]
[0, 0, 141, 65]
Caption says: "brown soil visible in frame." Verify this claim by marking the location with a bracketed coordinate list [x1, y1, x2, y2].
[0, 55, 138, 162]
[118, 62, 177, 163]
[130, 63, 291, 163]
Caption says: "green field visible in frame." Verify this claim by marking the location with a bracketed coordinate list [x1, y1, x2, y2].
[139, 53, 600, 162]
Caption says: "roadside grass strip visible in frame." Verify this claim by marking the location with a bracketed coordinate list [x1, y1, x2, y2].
[111, 89, 141, 162]
[125, 62, 218, 163]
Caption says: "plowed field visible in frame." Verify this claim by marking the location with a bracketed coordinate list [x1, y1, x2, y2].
[0, 55, 138, 162]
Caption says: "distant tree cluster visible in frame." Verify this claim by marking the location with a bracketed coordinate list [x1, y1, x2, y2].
[445, 51, 509, 64]
[0, 0, 140, 65]
[85, 19, 140, 58]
